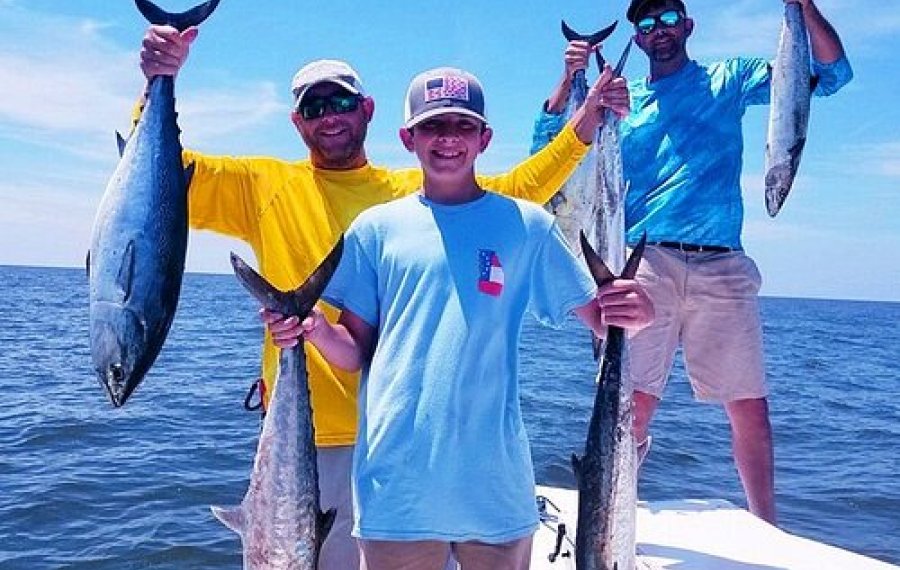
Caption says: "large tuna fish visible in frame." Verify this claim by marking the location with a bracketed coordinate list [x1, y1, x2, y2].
[212, 239, 342, 569]
[764, 1, 811, 217]
[88, 0, 220, 407]
[572, 232, 645, 570]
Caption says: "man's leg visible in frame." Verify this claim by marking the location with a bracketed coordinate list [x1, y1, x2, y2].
[725, 397, 776, 525]
[453, 536, 532, 570]
[316, 445, 358, 570]
[360, 539, 451, 570]
[681, 251, 774, 523]
[632, 390, 660, 467]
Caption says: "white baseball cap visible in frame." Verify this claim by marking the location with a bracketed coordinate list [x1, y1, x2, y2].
[290, 59, 365, 108]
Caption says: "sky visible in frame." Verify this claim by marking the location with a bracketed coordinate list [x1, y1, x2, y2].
[0, 0, 897, 302]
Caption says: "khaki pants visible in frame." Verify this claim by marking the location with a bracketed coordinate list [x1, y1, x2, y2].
[360, 536, 533, 570]
[317, 445, 358, 570]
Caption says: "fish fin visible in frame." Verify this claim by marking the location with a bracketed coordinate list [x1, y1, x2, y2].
[591, 332, 602, 361]
[621, 232, 647, 280]
[571, 453, 582, 480]
[116, 240, 136, 302]
[115, 131, 127, 157]
[319, 507, 337, 542]
[210, 505, 245, 535]
[230, 236, 344, 318]
[579, 231, 615, 287]
[613, 38, 633, 77]
[135, 0, 221, 32]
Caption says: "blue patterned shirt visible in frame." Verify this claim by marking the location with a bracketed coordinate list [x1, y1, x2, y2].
[531, 55, 853, 249]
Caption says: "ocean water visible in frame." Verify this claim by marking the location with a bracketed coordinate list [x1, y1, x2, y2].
[0, 264, 897, 568]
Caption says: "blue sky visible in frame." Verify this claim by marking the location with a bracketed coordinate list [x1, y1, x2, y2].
[0, 0, 897, 302]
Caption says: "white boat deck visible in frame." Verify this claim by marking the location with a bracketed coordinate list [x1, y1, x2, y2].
[532, 485, 896, 569]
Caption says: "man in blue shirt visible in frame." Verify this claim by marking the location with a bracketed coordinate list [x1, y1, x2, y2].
[532, 0, 852, 525]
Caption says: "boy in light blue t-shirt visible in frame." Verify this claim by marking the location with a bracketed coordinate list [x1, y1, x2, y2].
[265, 65, 654, 569]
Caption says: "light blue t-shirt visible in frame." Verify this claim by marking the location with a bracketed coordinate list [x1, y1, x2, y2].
[324, 191, 596, 543]
[531, 55, 853, 249]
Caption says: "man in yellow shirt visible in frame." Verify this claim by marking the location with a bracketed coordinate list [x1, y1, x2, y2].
[139, 23, 626, 569]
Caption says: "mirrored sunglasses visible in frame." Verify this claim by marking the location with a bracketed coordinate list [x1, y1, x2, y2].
[298, 93, 362, 120]
[636, 10, 684, 35]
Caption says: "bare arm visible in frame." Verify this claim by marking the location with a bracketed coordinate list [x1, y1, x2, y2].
[791, 0, 846, 64]
[262, 307, 375, 372]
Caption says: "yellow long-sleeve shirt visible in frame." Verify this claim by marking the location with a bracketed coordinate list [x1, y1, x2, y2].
[179, 124, 586, 446]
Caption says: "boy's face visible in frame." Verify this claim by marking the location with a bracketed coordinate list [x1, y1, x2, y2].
[399, 113, 492, 178]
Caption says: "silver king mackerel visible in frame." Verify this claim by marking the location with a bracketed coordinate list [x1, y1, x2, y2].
[87, 0, 220, 407]
[546, 20, 617, 255]
[573, 233, 645, 570]
[213, 239, 343, 570]
[764, 1, 812, 217]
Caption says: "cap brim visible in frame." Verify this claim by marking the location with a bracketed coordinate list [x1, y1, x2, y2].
[294, 78, 362, 107]
[404, 107, 487, 129]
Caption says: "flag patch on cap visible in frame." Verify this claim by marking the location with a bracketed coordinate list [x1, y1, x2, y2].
[425, 75, 470, 103]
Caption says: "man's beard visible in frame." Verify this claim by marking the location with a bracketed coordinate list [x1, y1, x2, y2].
[310, 125, 367, 169]
[648, 35, 685, 63]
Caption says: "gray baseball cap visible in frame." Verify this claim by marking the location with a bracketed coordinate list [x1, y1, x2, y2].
[290, 59, 365, 108]
[403, 67, 487, 129]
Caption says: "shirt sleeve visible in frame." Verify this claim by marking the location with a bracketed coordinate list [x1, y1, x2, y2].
[812, 54, 853, 96]
[529, 103, 569, 156]
[184, 151, 270, 243]
[738, 57, 775, 107]
[528, 221, 597, 328]
[323, 224, 380, 328]
[477, 123, 588, 206]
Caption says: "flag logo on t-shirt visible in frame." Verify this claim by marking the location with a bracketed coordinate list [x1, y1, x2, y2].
[425, 75, 470, 103]
[477, 249, 504, 296]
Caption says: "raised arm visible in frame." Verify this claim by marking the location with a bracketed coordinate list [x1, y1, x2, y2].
[480, 65, 629, 204]
[791, 0, 845, 64]
[545, 40, 596, 115]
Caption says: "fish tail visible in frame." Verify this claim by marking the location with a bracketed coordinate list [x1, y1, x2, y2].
[230, 236, 344, 318]
[135, 0, 221, 31]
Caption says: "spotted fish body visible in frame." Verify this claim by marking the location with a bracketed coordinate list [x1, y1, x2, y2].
[765, 1, 811, 217]
[87, 0, 220, 407]
[212, 240, 342, 570]
[573, 235, 643, 570]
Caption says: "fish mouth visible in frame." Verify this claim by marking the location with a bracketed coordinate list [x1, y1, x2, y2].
[90, 304, 148, 407]
[101, 364, 130, 407]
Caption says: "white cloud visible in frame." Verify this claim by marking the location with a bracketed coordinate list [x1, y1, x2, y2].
[0, 3, 283, 162]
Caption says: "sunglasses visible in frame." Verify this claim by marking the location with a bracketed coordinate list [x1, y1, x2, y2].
[298, 93, 362, 120]
[636, 10, 684, 35]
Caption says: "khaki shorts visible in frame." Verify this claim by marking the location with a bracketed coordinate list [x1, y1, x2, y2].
[359, 536, 532, 570]
[628, 245, 767, 402]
